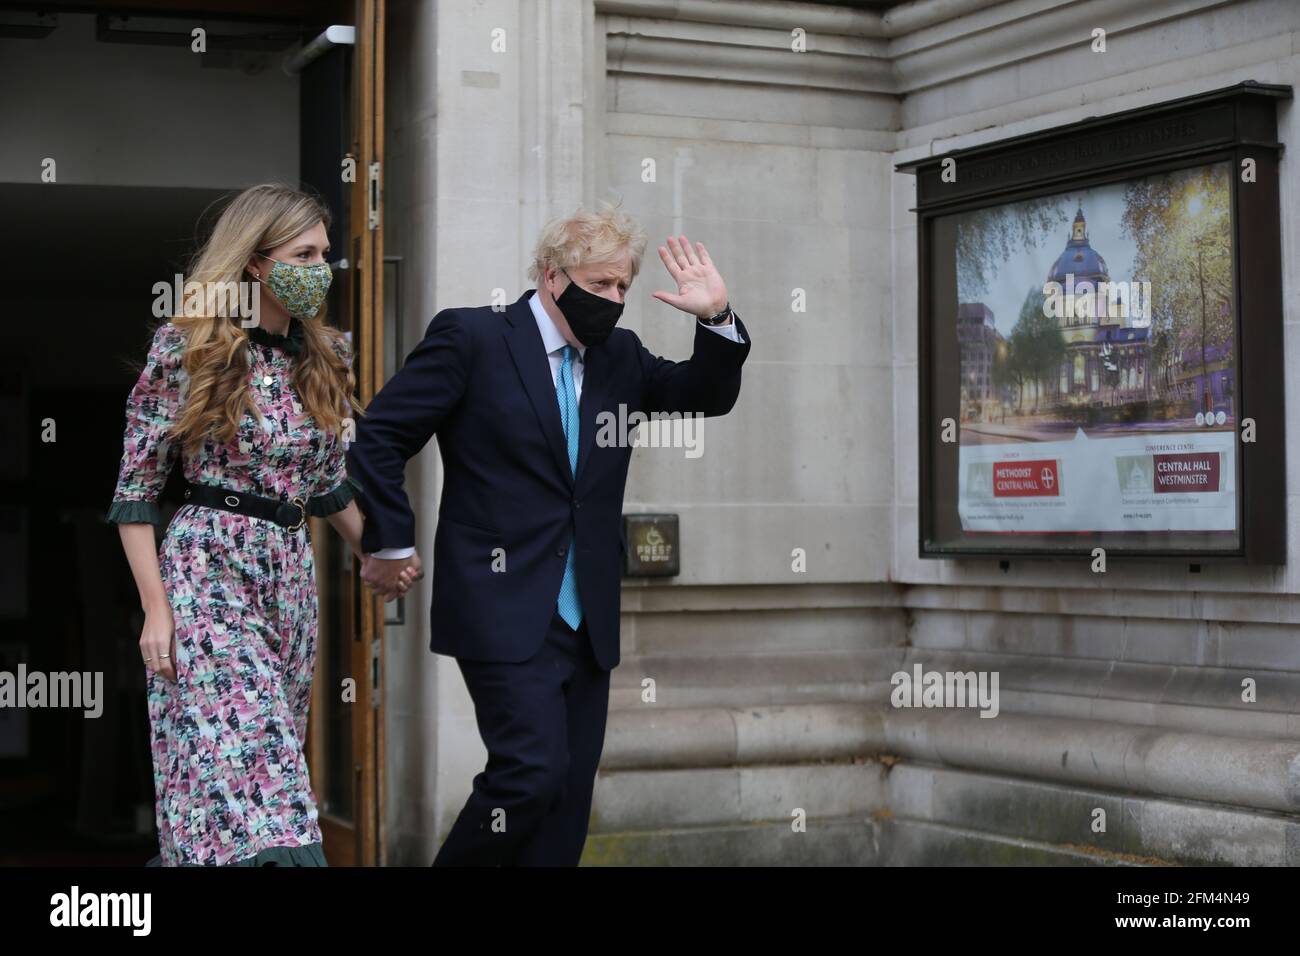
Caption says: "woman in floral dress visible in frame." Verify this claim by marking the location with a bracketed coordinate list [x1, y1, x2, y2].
[108, 184, 420, 866]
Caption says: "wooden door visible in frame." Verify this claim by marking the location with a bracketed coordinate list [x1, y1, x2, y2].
[307, 0, 386, 867]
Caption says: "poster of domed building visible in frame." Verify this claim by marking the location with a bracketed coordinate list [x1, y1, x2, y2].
[951, 161, 1237, 537]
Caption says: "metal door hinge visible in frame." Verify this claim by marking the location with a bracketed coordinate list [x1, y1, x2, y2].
[367, 161, 381, 231]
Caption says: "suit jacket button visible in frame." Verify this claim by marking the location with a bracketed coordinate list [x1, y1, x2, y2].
[556, 545, 567, 557]
[572, 499, 580, 509]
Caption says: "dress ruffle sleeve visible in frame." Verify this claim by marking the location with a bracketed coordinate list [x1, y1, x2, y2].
[106, 322, 189, 526]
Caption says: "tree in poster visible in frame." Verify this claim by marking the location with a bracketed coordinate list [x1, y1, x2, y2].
[1121, 164, 1233, 403]
[1006, 287, 1066, 412]
[991, 335, 1024, 413]
[956, 198, 1071, 298]
[1099, 341, 1122, 405]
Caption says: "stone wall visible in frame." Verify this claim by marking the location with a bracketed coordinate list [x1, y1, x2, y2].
[382, 0, 1300, 864]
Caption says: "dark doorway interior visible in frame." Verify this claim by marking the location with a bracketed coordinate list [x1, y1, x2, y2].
[0, 183, 227, 864]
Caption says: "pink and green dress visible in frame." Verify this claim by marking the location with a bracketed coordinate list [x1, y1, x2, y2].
[107, 318, 358, 866]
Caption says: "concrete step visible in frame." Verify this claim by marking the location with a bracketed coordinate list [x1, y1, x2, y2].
[608, 646, 1300, 747]
[602, 702, 882, 770]
[875, 816, 1155, 866]
[580, 814, 880, 866]
[610, 645, 1300, 731]
[603, 703, 1300, 813]
[586, 752, 1289, 864]
[591, 690, 1300, 864]
[963, 688, 1300, 742]
[892, 647, 1300, 720]
[611, 648, 898, 692]
[589, 760, 884, 832]
[580, 813, 1161, 866]
[622, 605, 901, 658]
[610, 680, 1300, 744]
[610, 683, 878, 710]
[609, 648, 893, 710]
[887, 763, 1300, 865]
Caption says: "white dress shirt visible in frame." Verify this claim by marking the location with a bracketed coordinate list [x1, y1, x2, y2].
[368, 291, 744, 560]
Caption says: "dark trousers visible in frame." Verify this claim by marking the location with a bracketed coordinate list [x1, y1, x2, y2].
[432, 609, 612, 866]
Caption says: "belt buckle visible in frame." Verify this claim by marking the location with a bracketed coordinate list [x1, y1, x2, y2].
[286, 496, 307, 532]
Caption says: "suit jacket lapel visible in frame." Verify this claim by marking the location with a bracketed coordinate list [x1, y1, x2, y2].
[504, 294, 574, 488]
[576, 341, 610, 486]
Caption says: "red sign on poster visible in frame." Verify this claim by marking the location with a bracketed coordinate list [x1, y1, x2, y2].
[1153, 452, 1220, 493]
[993, 459, 1060, 497]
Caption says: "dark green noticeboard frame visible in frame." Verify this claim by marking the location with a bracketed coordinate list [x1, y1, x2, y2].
[896, 82, 1291, 564]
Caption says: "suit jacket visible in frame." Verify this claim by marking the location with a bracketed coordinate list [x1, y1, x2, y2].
[346, 289, 751, 671]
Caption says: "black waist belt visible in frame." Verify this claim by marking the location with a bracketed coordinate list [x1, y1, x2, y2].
[183, 482, 312, 531]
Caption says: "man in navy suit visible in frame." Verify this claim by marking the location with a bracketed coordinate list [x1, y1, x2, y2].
[346, 206, 751, 865]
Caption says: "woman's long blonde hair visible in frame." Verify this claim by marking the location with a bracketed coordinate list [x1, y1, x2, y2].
[168, 183, 365, 455]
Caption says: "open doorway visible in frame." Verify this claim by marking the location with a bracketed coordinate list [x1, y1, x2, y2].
[0, 0, 385, 865]
[1, 182, 228, 864]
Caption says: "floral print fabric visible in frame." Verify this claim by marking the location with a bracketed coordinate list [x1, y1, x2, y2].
[260, 259, 333, 320]
[107, 321, 355, 865]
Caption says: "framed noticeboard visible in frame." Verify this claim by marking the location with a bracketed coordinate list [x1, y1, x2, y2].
[897, 82, 1290, 563]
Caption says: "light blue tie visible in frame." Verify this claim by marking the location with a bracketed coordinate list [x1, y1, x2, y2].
[555, 346, 583, 630]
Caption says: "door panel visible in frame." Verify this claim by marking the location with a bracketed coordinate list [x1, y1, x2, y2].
[305, 0, 385, 867]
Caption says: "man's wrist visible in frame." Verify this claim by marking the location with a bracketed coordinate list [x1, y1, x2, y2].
[370, 545, 417, 560]
[697, 302, 733, 325]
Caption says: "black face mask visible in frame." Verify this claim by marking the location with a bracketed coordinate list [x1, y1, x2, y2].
[553, 268, 624, 347]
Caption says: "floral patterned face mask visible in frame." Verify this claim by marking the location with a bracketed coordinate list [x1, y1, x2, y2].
[255, 253, 333, 319]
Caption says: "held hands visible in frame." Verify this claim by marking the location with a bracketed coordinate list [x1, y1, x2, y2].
[652, 234, 730, 320]
[360, 551, 424, 600]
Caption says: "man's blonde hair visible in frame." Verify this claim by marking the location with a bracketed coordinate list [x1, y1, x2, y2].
[528, 201, 648, 284]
